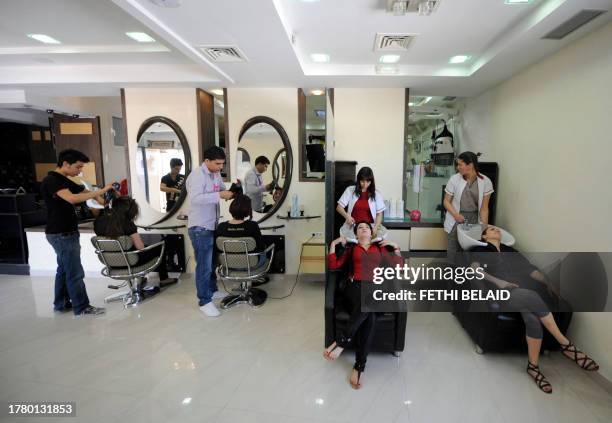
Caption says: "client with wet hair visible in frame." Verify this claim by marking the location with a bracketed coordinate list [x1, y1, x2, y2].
[324, 221, 403, 389]
[470, 226, 599, 394]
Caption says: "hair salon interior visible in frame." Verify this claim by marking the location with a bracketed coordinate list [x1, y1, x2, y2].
[1, 0, 612, 421]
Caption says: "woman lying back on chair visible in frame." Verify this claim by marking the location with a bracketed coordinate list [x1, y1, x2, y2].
[94, 196, 177, 286]
[324, 221, 403, 389]
[472, 226, 599, 394]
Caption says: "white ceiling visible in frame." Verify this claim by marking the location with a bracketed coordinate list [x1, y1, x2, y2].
[0, 0, 611, 101]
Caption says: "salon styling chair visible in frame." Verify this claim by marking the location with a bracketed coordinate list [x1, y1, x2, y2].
[215, 236, 274, 309]
[324, 269, 407, 356]
[91, 236, 165, 307]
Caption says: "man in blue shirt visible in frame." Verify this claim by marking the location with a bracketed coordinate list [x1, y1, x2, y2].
[186, 146, 234, 317]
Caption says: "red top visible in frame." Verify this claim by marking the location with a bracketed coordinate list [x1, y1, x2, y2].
[351, 191, 373, 223]
[328, 244, 403, 281]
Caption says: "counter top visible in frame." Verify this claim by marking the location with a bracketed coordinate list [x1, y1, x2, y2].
[384, 216, 443, 229]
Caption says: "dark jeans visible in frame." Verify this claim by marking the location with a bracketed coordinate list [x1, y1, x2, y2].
[188, 226, 218, 306]
[338, 281, 378, 372]
[46, 232, 90, 314]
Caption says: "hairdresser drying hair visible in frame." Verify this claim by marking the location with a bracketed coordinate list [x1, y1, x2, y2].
[93, 196, 177, 285]
[323, 222, 403, 390]
[442, 151, 495, 263]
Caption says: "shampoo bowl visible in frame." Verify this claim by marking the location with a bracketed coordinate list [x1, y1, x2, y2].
[457, 223, 515, 250]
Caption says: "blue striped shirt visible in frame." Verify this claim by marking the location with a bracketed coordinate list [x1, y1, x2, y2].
[186, 164, 226, 230]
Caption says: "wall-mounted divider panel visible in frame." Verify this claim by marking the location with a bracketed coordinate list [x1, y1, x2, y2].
[52, 113, 104, 185]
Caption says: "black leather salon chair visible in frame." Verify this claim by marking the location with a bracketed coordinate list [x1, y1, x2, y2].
[324, 269, 407, 356]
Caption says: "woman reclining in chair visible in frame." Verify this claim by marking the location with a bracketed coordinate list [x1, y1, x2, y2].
[324, 221, 403, 389]
[94, 196, 177, 287]
[472, 226, 599, 394]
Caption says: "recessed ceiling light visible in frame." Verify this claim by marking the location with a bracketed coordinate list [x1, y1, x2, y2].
[125, 32, 156, 43]
[210, 89, 224, 96]
[449, 55, 470, 64]
[380, 54, 400, 64]
[27, 34, 61, 44]
[310, 89, 325, 96]
[310, 53, 330, 63]
[505, 0, 532, 4]
[181, 397, 192, 405]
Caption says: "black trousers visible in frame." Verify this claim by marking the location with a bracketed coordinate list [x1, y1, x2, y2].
[338, 281, 378, 372]
[134, 244, 169, 280]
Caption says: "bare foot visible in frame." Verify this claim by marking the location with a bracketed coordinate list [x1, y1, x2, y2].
[323, 342, 344, 361]
[349, 369, 362, 389]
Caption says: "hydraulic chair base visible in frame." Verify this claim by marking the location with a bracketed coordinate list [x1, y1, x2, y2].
[104, 278, 160, 308]
[220, 287, 267, 309]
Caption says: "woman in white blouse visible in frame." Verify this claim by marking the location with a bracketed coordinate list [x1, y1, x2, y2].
[443, 152, 494, 262]
[336, 167, 387, 241]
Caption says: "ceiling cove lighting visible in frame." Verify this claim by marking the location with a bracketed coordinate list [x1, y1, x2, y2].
[449, 55, 470, 64]
[505, 0, 532, 4]
[125, 32, 156, 43]
[26, 34, 61, 44]
[310, 53, 330, 63]
[380, 54, 400, 64]
[375, 64, 399, 75]
[310, 89, 325, 96]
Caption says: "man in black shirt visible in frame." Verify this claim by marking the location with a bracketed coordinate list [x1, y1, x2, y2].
[41, 149, 115, 316]
[160, 158, 185, 212]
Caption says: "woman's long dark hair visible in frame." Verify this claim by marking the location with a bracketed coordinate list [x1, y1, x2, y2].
[457, 151, 483, 178]
[353, 166, 376, 200]
[103, 196, 139, 238]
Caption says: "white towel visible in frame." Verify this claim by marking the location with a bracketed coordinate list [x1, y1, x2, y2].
[413, 164, 422, 193]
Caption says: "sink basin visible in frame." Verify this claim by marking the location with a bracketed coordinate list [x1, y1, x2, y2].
[457, 223, 515, 250]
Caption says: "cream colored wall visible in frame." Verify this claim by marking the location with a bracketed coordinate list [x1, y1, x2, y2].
[461, 22, 612, 380]
[123, 87, 200, 271]
[226, 88, 325, 275]
[333, 88, 405, 204]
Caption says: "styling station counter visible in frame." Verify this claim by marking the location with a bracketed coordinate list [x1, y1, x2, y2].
[384, 216, 447, 253]
[25, 221, 186, 277]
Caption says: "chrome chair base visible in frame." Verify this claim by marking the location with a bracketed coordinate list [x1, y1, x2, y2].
[220, 287, 267, 309]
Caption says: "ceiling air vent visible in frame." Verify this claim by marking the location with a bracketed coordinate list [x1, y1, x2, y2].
[199, 45, 248, 62]
[374, 33, 416, 52]
[542, 10, 606, 40]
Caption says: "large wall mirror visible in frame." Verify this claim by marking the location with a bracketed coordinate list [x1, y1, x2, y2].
[136, 116, 191, 225]
[236, 116, 293, 223]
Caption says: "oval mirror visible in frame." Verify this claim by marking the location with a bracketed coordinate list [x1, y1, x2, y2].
[136, 116, 191, 225]
[236, 116, 292, 223]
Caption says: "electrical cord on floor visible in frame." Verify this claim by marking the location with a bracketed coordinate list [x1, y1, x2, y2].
[268, 235, 314, 300]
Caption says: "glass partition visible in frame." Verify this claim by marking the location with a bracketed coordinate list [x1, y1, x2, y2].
[404, 96, 461, 222]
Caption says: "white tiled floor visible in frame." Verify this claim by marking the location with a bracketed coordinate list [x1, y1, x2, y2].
[0, 274, 610, 423]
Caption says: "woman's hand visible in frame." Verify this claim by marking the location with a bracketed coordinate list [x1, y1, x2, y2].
[454, 213, 466, 223]
[330, 236, 347, 250]
[345, 216, 355, 226]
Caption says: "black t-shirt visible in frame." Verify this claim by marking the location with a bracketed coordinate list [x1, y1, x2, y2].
[93, 210, 138, 238]
[40, 171, 85, 234]
[216, 220, 265, 252]
[161, 173, 185, 206]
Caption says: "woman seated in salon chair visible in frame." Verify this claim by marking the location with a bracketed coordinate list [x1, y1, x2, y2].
[470, 226, 599, 394]
[324, 221, 403, 389]
[216, 194, 267, 265]
[94, 196, 178, 289]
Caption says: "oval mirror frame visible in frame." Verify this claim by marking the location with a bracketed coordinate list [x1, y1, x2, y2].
[238, 116, 293, 224]
[136, 116, 192, 226]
